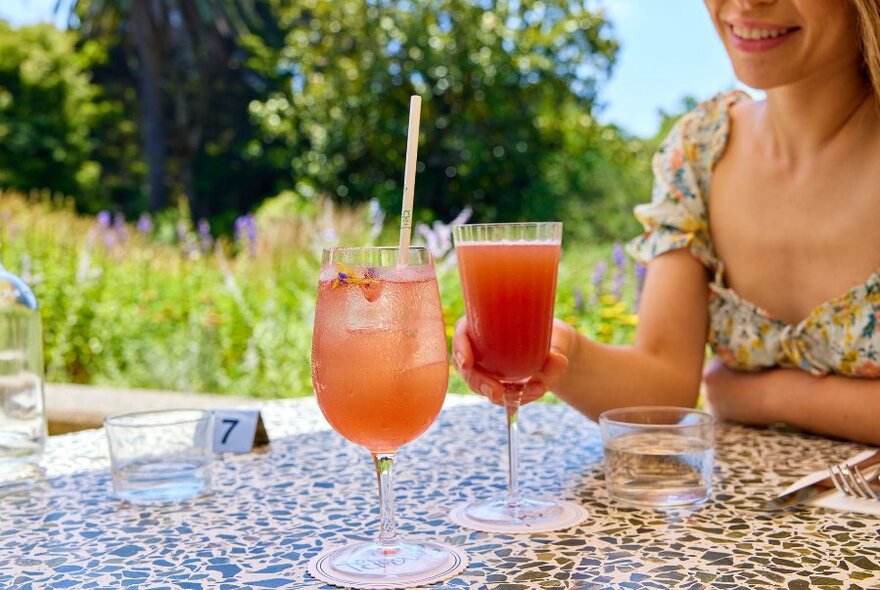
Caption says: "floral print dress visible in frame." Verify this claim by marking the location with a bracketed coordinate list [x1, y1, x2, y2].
[628, 91, 880, 378]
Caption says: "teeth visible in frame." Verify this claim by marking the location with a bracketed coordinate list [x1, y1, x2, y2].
[732, 25, 790, 40]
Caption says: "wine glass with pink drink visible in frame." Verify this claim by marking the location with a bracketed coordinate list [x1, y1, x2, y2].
[309, 246, 467, 588]
[452, 222, 584, 532]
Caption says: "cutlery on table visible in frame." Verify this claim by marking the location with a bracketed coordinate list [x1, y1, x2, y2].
[766, 449, 880, 509]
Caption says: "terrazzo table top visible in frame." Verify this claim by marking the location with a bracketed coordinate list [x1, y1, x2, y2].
[1, 394, 879, 589]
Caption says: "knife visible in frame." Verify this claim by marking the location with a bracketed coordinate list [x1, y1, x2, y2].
[765, 449, 880, 509]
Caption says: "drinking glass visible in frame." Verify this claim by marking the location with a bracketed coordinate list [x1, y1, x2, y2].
[104, 409, 214, 504]
[309, 246, 465, 587]
[452, 222, 565, 528]
[599, 406, 714, 508]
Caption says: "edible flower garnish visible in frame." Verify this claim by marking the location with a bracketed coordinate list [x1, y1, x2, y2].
[330, 262, 378, 289]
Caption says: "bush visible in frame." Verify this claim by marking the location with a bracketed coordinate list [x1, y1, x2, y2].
[0, 193, 640, 397]
[0, 23, 119, 211]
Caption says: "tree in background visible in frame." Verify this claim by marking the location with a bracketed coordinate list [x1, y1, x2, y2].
[254, 0, 622, 224]
[0, 23, 107, 206]
[0, 1, 661, 239]
[62, 0, 287, 222]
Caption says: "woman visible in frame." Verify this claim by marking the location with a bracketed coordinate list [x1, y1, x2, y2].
[454, 0, 880, 446]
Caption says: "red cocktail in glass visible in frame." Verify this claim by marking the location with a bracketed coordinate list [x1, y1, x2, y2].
[453, 222, 568, 529]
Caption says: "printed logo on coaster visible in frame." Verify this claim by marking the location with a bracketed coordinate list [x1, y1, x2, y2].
[449, 499, 588, 534]
[308, 542, 468, 589]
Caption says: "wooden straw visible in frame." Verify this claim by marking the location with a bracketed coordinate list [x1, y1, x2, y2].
[397, 95, 422, 265]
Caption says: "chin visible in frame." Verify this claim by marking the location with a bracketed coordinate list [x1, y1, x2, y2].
[729, 65, 792, 91]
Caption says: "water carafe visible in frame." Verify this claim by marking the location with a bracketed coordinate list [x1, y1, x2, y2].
[0, 258, 45, 486]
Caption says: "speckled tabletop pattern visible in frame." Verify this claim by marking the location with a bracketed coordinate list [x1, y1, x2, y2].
[1, 394, 879, 589]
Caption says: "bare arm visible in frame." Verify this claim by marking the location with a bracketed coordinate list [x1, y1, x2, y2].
[550, 249, 709, 419]
[454, 249, 710, 421]
[704, 361, 880, 446]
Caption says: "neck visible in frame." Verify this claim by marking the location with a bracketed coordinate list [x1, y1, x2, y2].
[762, 63, 874, 159]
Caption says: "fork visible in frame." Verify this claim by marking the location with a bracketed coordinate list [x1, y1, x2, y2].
[828, 462, 880, 501]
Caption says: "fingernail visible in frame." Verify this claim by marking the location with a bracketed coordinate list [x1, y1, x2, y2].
[454, 351, 465, 369]
[526, 383, 543, 398]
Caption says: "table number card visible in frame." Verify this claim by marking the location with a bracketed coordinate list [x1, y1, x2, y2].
[211, 409, 270, 453]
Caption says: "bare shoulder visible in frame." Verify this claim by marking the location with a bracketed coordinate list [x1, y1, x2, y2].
[726, 97, 762, 141]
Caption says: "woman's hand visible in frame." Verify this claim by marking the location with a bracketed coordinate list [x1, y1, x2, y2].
[452, 317, 576, 405]
[704, 360, 880, 445]
[702, 360, 779, 425]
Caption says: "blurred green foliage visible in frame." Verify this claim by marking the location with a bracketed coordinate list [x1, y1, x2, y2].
[0, 2, 682, 395]
[0, 1, 663, 241]
[254, 0, 625, 227]
[0, 193, 639, 397]
[64, 0, 289, 224]
[0, 23, 107, 205]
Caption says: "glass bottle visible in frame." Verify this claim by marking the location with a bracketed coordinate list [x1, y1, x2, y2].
[0, 257, 45, 486]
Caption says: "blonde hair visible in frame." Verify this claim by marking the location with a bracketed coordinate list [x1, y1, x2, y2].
[853, 0, 880, 98]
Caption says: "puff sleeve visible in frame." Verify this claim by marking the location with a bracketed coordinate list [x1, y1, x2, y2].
[626, 95, 733, 270]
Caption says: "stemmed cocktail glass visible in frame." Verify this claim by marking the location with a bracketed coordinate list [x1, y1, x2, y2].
[309, 246, 466, 588]
[452, 222, 582, 532]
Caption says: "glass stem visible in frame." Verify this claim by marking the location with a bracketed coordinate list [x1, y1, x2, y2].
[503, 383, 523, 508]
[372, 453, 399, 552]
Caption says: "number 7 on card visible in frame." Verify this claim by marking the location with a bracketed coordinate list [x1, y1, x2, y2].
[211, 409, 270, 453]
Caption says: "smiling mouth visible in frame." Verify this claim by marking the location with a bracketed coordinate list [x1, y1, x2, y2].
[730, 25, 798, 41]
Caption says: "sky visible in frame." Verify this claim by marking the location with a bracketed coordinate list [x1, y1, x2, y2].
[0, 0, 750, 137]
[599, 0, 751, 135]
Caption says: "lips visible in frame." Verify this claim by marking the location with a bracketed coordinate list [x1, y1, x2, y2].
[727, 22, 799, 52]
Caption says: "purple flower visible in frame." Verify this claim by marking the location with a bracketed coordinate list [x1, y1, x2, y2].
[136, 213, 153, 234]
[234, 214, 257, 257]
[573, 286, 585, 314]
[97, 210, 111, 228]
[416, 223, 441, 259]
[591, 260, 607, 289]
[635, 262, 647, 287]
[591, 260, 607, 305]
[612, 270, 624, 301]
[245, 217, 256, 243]
[611, 243, 627, 301]
[198, 219, 213, 253]
[233, 215, 255, 241]
[113, 213, 128, 244]
[414, 207, 473, 264]
[634, 263, 647, 310]
[233, 217, 243, 242]
[612, 243, 626, 270]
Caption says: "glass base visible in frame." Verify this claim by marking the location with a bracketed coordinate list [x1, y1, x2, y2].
[451, 497, 588, 534]
[309, 540, 467, 589]
[465, 494, 563, 527]
[608, 484, 710, 509]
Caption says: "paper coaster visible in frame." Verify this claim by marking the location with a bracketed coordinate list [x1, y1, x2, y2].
[308, 542, 468, 589]
[449, 499, 588, 534]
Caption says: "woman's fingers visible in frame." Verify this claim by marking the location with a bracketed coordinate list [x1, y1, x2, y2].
[540, 346, 569, 383]
[453, 316, 574, 407]
[453, 317, 504, 403]
[520, 347, 568, 404]
[452, 317, 473, 372]
[522, 381, 547, 404]
[467, 368, 505, 405]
